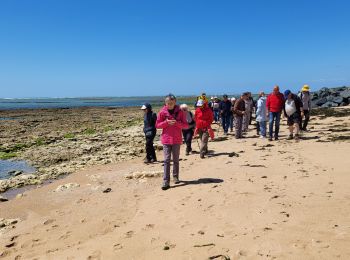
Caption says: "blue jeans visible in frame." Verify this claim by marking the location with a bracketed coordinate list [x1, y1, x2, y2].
[214, 110, 220, 122]
[221, 114, 231, 133]
[269, 112, 281, 138]
[259, 121, 267, 137]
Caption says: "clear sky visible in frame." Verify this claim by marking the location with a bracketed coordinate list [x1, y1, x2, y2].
[0, 0, 349, 98]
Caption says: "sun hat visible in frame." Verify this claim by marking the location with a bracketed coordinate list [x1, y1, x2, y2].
[284, 89, 291, 99]
[301, 84, 310, 92]
[231, 97, 236, 101]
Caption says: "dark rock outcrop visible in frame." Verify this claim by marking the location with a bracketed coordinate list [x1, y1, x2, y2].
[311, 86, 350, 108]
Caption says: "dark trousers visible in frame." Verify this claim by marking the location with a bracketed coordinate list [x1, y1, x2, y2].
[221, 114, 231, 133]
[145, 134, 157, 161]
[256, 121, 260, 135]
[301, 110, 310, 130]
[182, 129, 194, 152]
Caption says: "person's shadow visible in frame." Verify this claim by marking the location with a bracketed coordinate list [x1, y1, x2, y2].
[171, 178, 224, 188]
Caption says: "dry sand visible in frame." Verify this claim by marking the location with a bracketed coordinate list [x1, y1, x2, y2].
[0, 109, 350, 259]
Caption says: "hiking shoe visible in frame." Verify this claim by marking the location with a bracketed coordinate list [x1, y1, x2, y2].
[268, 137, 272, 141]
[287, 134, 293, 140]
[150, 158, 157, 163]
[144, 158, 151, 164]
[173, 177, 180, 184]
[161, 182, 170, 190]
[274, 137, 279, 141]
[200, 153, 205, 159]
[185, 151, 189, 156]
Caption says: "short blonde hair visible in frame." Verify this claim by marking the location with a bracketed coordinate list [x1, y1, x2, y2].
[180, 104, 188, 110]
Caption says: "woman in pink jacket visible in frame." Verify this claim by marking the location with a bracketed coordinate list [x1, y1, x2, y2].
[156, 94, 188, 190]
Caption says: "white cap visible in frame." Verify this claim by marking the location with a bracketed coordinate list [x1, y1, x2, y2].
[231, 97, 236, 101]
[140, 105, 147, 110]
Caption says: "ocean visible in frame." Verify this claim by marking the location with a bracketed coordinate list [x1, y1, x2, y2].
[0, 97, 168, 110]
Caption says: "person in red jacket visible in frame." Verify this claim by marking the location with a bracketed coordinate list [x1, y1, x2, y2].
[194, 99, 214, 159]
[266, 85, 285, 141]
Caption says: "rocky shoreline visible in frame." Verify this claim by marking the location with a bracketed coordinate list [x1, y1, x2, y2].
[311, 86, 350, 108]
[0, 107, 162, 193]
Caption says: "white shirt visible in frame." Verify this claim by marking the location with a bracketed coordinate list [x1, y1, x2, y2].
[285, 99, 297, 116]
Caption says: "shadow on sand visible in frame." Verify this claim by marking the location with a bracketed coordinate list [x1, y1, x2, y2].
[171, 178, 224, 189]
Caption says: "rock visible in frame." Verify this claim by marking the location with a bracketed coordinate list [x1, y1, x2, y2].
[315, 98, 327, 106]
[8, 170, 23, 177]
[103, 188, 112, 193]
[0, 218, 20, 229]
[0, 195, 8, 202]
[15, 193, 24, 199]
[54, 183, 80, 192]
[340, 89, 350, 99]
[321, 101, 338, 108]
[327, 96, 344, 104]
[124, 171, 163, 180]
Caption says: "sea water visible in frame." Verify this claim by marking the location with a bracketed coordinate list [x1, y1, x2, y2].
[0, 160, 36, 180]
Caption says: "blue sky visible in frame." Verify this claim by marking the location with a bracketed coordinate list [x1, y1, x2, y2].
[0, 0, 349, 98]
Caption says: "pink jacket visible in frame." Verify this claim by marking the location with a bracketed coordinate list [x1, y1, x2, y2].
[156, 105, 188, 145]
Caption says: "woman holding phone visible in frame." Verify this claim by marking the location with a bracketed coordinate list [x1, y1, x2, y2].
[156, 94, 188, 190]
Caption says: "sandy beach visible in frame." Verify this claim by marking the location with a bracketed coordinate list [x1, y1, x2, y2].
[0, 107, 350, 259]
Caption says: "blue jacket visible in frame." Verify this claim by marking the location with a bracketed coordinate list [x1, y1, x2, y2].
[219, 100, 232, 116]
[256, 96, 267, 122]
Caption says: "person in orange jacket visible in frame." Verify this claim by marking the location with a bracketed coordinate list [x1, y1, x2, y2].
[194, 98, 214, 159]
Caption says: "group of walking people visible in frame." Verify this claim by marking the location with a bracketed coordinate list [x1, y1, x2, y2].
[141, 85, 312, 190]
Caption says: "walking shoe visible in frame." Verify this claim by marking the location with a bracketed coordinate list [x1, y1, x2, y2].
[144, 158, 151, 164]
[185, 151, 189, 156]
[274, 136, 279, 141]
[287, 134, 293, 140]
[150, 158, 157, 163]
[161, 182, 170, 190]
[294, 134, 300, 141]
[268, 137, 273, 141]
[200, 153, 205, 159]
[173, 176, 180, 184]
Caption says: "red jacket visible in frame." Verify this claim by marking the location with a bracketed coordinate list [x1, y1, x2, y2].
[194, 106, 213, 129]
[156, 105, 188, 145]
[266, 92, 285, 112]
